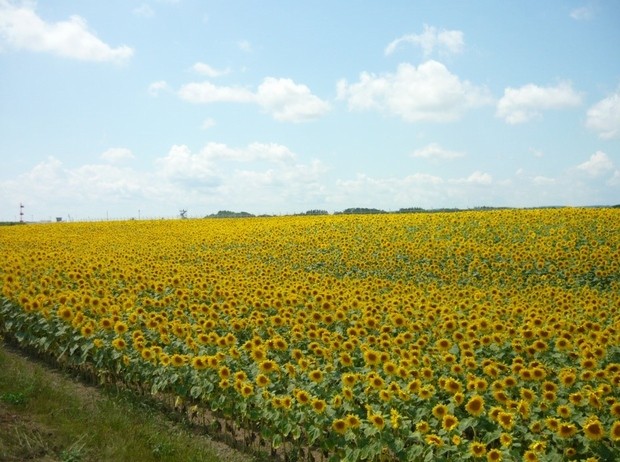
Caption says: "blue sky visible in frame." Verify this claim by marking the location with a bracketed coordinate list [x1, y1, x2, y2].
[1, 0, 619, 221]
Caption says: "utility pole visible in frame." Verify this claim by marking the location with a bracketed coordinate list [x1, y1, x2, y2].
[19, 203, 24, 223]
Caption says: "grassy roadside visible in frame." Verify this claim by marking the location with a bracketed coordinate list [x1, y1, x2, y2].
[0, 341, 254, 462]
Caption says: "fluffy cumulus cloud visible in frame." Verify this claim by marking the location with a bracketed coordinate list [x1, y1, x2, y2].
[496, 81, 582, 124]
[385, 25, 464, 56]
[192, 62, 230, 78]
[576, 151, 615, 177]
[178, 77, 330, 122]
[0, 141, 330, 219]
[255, 78, 331, 122]
[100, 147, 134, 163]
[0, 0, 133, 63]
[148, 80, 169, 96]
[3, 146, 620, 221]
[178, 81, 254, 103]
[330, 170, 496, 210]
[411, 143, 464, 160]
[337, 60, 492, 122]
[586, 90, 620, 139]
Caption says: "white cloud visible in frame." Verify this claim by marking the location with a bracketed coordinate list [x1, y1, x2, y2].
[496, 81, 582, 124]
[337, 60, 492, 122]
[533, 176, 556, 185]
[586, 91, 620, 139]
[100, 147, 134, 163]
[238, 39, 251, 52]
[529, 147, 544, 158]
[155, 144, 220, 185]
[256, 77, 331, 122]
[200, 141, 296, 163]
[192, 62, 230, 78]
[148, 80, 169, 96]
[462, 171, 492, 185]
[570, 5, 594, 20]
[576, 151, 614, 177]
[0, 0, 133, 63]
[201, 118, 216, 130]
[385, 25, 464, 56]
[133, 3, 154, 18]
[330, 170, 495, 209]
[411, 142, 464, 160]
[178, 81, 254, 103]
[178, 77, 330, 122]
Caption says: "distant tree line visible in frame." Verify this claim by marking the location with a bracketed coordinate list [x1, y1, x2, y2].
[206, 210, 256, 218]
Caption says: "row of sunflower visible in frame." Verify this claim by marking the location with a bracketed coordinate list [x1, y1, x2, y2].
[1, 208, 619, 461]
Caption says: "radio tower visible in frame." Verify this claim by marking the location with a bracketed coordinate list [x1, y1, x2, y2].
[19, 203, 24, 223]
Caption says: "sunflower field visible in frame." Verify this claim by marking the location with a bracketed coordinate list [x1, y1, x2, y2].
[1, 208, 619, 461]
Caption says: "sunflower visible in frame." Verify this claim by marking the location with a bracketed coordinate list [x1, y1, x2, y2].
[100, 317, 114, 330]
[436, 337, 452, 351]
[114, 321, 128, 335]
[295, 389, 310, 405]
[497, 411, 515, 430]
[523, 450, 539, 462]
[407, 379, 421, 394]
[520, 388, 536, 402]
[80, 323, 95, 337]
[418, 385, 435, 400]
[111, 337, 126, 350]
[251, 348, 266, 362]
[339, 352, 353, 367]
[465, 395, 485, 417]
[499, 432, 512, 447]
[556, 404, 571, 418]
[170, 354, 186, 367]
[240, 382, 254, 398]
[445, 378, 462, 395]
[259, 359, 279, 374]
[379, 389, 392, 402]
[140, 347, 155, 361]
[529, 440, 546, 453]
[390, 408, 401, 429]
[363, 349, 380, 367]
[425, 434, 443, 446]
[218, 378, 230, 389]
[416, 420, 430, 434]
[308, 369, 324, 383]
[556, 422, 578, 438]
[369, 375, 384, 390]
[56, 306, 74, 322]
[529, 420, 543, 434]
[582, 416, 605, 441]
[469, 441, 486, 458]
[564, 447, 577, 458]
[442, 414, 459, 432]
[545, 417, 560, 431]
[486, 448, 501, 462]
[311, 398, 327, 414]
[568, 392, 584, 406]
[331, 418, 348, 435]
[256, 374, 270, 387]
[432, 403, 448, 419]
[560, 371, 577, 387]
[345, 414, 361, 429]
[610, 420, 620, 442]
[369, 413, 385, 430]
